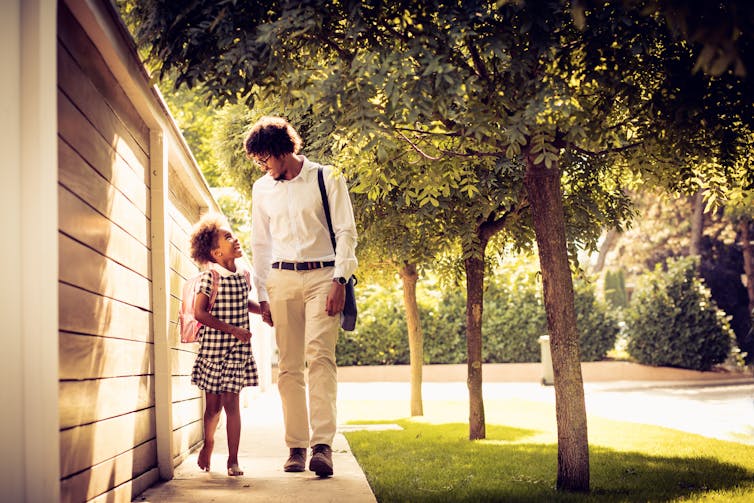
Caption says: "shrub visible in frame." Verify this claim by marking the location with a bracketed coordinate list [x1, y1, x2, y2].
[604, 268, 628, 308]
[484, 278, 619, 363]
[336, 284, 410, 366]
[338, 272, 620, 366]
[624, 256, 734, 371]
[421, 289, 467, 364]
[573, 280, 621, 361]
[483, 281, 546, 363]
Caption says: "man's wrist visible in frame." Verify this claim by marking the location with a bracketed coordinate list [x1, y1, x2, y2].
[333, 277, 347, 285]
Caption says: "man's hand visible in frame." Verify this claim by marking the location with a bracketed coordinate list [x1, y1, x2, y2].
[260, 301, 274, 327]
[326, 280, 346, 316]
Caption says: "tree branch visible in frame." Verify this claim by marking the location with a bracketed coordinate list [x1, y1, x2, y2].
[396, 130, 443, 161]
[569, 141, 645, 157]
[465, 37, 491, 83]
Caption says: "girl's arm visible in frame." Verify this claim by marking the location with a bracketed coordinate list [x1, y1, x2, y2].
[194, 293, 252, 342]
[248, 300, 262, 315]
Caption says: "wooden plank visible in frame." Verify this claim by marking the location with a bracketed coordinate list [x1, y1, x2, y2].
[57, 4, 150, 163]
[84, 467, 159, 503]
[167, 225, 193, 267]
[60, 408, 155, 478]
[59, 283, 152, 343]
[172, 420, 203, 459]
[57, 43, 149, 184]
[172, 376, 202, 403]
[58, 332, 153, 380]
[171, 347, 198, 376]
[169, 204, 195, 239]
[56, 91, 147, 196]
[130, 468, 160, 503]
[57, 112, 149, 220]
[58, 99, 151, 246]
[168, 295, 182, 328]
[60, 440, 156, 503]
[59, 185, 151, 278]
[170, 243, 199, 282]
[59, 233, 151, 310]
[172, 397, 203, 431]
[59, 376, 154, 430]
[169, 266, 185, 300]
[167, 165, 203, 227]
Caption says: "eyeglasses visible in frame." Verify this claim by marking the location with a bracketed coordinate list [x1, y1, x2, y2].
[253, 154, 272, 167]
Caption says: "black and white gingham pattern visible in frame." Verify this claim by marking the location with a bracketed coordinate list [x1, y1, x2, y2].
[190, 270, 259, 393]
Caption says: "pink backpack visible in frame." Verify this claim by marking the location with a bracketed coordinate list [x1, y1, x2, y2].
[179, 269, 251, 343]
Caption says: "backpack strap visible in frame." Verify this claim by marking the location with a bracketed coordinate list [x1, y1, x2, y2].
[207, 268, 250, 309]
[206, 269, 220, 310]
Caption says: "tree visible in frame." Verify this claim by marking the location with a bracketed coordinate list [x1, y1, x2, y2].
[573, 0, 754, 79]
[126, 0, 747, 492]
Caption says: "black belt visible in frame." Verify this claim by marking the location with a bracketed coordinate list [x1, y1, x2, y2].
[272, 261, 335, 271]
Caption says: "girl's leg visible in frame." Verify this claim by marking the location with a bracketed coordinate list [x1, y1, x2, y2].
[198, 392, 223, 471]
[222, 392, 243, 475]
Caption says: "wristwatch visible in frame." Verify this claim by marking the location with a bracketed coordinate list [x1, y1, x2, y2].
[334, 277, 347, 285]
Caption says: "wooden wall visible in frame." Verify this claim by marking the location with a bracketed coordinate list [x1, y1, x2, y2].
[57, 3, 157, 501]
[55, 1, 271, 499]
[57, 3, 174, 501]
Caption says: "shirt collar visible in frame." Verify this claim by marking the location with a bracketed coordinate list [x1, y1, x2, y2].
[209, 261, 237, 278]
[266, 156, 317, 184]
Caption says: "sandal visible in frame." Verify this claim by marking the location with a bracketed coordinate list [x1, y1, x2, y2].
[227, 463, 244, 476]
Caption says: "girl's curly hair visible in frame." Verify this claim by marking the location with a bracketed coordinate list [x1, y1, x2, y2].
[190, 214, 227, 265]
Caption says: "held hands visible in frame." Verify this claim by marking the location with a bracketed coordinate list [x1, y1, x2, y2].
[326, 281, 346, 316]
[260, 301, 274, 327]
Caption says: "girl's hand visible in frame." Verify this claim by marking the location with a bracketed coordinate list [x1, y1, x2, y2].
[231, 326, 253, 343]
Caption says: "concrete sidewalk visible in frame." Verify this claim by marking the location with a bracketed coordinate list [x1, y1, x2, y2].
[138, 390, 377, 503]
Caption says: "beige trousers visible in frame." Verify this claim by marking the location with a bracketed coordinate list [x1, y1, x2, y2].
[267, 267, 339, 448]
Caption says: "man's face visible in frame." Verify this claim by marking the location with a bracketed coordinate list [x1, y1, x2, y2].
[253, 154, 285, 180]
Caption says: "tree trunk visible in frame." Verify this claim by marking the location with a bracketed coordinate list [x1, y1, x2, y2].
[741, 219, 754, 314]
[523, 152, 590, 492]
[689, 190, 705, 257]
[399, 262, 424, 417]
[593, 228, 619, 274]
[464, 248, 486, 440]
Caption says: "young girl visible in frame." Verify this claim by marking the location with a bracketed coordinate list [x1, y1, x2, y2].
[189, 214, 261, 476]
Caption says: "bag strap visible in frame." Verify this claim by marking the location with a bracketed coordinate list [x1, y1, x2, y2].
[207, 269, 220, 308]
[317, 167, 337, 254]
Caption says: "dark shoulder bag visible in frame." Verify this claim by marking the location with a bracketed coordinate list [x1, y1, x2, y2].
[317, 167, 358, 331]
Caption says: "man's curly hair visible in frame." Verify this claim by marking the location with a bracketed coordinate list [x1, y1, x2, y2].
[190, 214, 227, 265]
[244, 116, 302, 158]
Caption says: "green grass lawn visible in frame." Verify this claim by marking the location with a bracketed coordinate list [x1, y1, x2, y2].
[340, 398, 754, 502]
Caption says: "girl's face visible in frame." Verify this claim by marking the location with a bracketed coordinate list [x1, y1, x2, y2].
[213, 227, 243, 261]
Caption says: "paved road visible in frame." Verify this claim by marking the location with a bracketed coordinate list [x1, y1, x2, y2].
[337, 379, 754, 445]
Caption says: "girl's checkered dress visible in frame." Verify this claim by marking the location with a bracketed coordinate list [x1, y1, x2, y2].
[191, 270, 259, 393]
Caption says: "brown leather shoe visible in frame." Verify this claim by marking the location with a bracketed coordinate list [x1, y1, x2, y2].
[283, 447, 307, 472]
[309, 444, 333, 477]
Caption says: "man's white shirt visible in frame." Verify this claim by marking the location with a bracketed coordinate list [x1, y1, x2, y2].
[251, 157, 358, 302]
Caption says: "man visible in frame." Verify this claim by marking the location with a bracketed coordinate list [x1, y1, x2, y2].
[246, 117, 358, 478]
